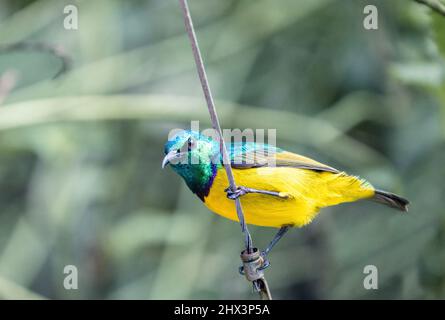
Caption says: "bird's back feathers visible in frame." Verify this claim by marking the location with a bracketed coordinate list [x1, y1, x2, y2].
[229, 142, 338, 173]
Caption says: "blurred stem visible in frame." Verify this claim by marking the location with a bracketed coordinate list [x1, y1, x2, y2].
[0, 42, 71, 79]
[0, 94, 391, 168]
[0, 276, 46, 300]
[437, 86, 445, 138]
[415, 0, 445, 16]
[0, 70, 18, 105]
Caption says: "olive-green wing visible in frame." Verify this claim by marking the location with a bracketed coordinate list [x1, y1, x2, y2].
[230, 145, 339, 174]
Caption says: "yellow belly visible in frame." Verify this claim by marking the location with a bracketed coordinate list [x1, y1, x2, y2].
[203, 167, 375, 228]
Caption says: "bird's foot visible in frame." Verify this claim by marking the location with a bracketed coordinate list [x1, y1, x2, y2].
[225, 186, 249, 200]
[259, 251, 271, 270]
[226, 186, 289, 200]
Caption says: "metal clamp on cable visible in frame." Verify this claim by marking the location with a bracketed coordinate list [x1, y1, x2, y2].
[240, 248, 264, 281]
[240, 248, 272, 299]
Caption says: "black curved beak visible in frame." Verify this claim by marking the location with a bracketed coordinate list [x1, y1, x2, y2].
[162, 150, 181, 168]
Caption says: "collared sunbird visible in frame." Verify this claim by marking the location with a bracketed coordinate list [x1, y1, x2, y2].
[162, 130, 409, 260]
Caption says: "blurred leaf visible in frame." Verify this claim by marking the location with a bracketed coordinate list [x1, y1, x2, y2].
[0, 276, 46, 299]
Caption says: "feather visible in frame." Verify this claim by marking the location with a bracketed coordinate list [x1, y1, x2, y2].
[229, 143, 339, 173]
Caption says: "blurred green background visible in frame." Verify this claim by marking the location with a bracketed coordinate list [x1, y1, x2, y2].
[0, 0, 444, 299]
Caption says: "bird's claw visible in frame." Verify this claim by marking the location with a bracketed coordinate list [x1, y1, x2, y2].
[259, 251, 270, 271]
[225, 186, 248, 200]
[239, 265, 245, 275]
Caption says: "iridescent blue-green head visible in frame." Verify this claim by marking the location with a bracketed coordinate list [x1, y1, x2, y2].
[162, 130, 220, 200]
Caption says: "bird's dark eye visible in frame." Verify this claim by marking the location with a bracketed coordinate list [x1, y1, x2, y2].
[187, 137, 196, 151]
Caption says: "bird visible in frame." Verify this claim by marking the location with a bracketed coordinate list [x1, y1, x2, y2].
[162, 130, 409, 262]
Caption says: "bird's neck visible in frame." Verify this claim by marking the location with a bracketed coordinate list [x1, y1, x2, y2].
[178, 162, 219, 201]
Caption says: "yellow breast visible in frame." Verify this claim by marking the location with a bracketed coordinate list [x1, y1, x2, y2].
[203, 166, 375, 228]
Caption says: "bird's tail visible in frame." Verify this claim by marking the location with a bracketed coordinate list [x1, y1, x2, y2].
[372, 189, 409, 212]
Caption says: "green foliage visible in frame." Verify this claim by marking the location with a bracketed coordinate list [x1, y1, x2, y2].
[0, 0, 444, 299]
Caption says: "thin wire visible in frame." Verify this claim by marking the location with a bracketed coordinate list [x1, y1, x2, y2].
[178, 0, 253, 252]
[178, 0, 272, 300]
